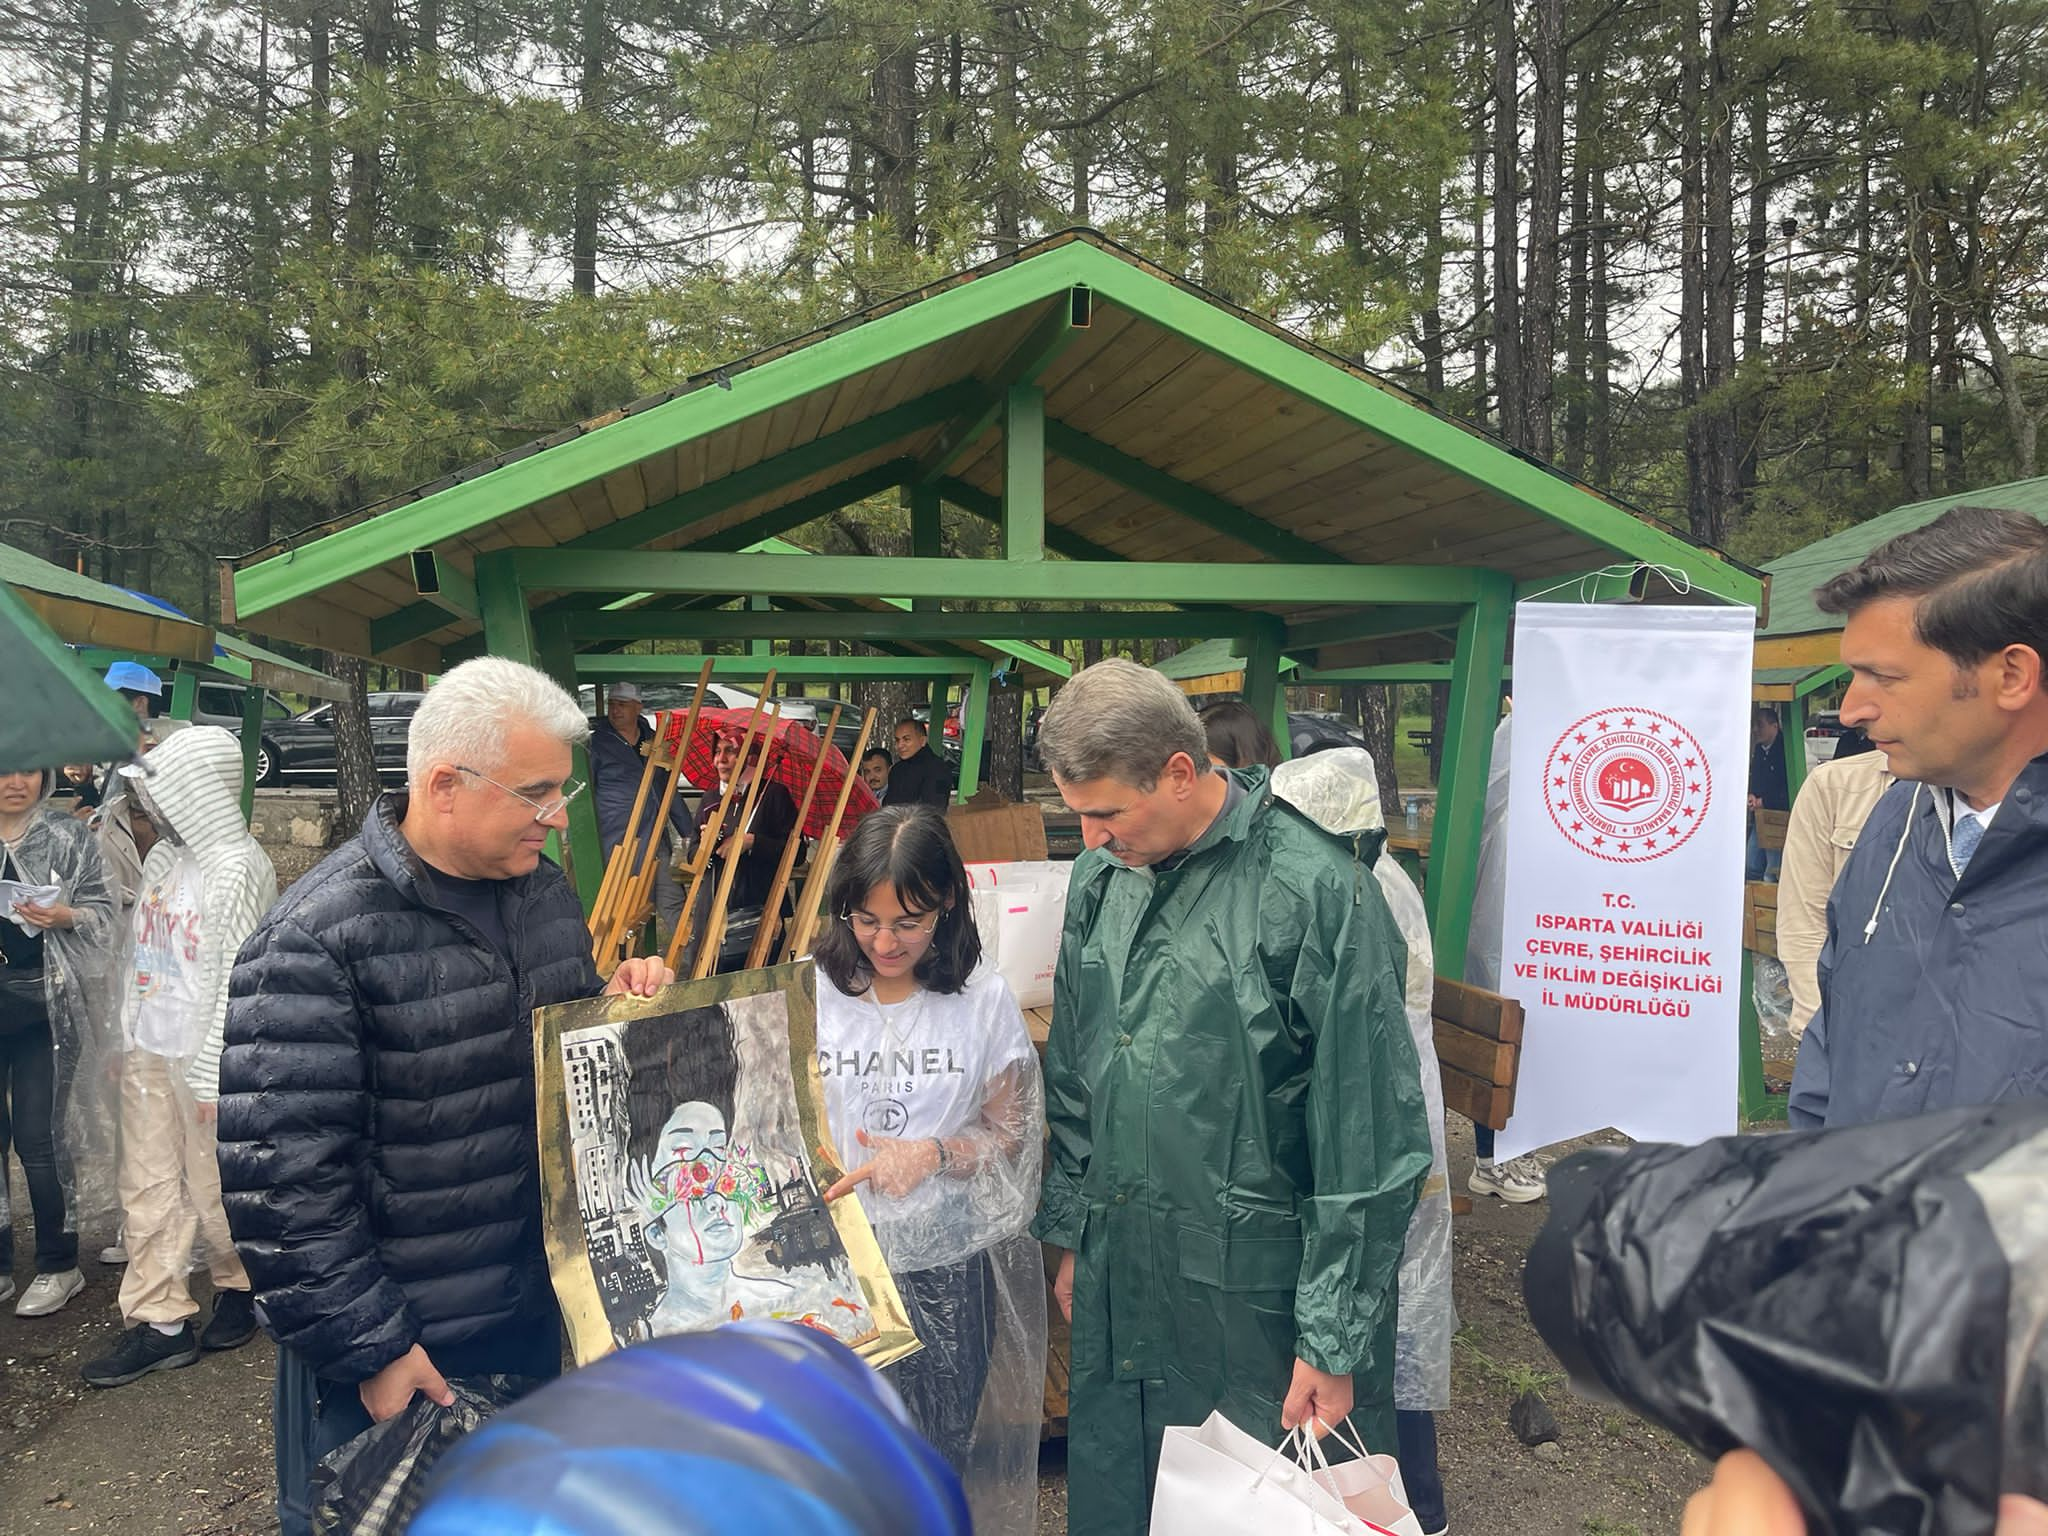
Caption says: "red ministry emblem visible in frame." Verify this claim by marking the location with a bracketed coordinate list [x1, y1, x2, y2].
[1544, 708, 1711, 863]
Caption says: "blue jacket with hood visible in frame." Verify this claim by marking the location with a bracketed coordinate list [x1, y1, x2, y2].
[1790, 754, 2048, 1128]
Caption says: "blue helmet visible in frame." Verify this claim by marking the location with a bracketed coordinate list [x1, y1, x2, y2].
[409, 1323, 970, 1536]
[103, 661, 164, 696]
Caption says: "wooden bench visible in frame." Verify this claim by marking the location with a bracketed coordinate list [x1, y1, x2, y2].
[1743, 880, 1779, 958]
[1754, 808, 1790, 852]
[1433, 976, 1523, 1133]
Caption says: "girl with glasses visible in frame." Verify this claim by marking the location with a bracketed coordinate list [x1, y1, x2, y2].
[813, 806, 1046, 1535]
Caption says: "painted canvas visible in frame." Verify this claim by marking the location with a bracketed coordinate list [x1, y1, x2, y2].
[536, 961, 917, 1368]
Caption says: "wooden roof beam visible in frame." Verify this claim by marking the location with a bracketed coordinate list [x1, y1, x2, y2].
[1042, 420, 1339, 566]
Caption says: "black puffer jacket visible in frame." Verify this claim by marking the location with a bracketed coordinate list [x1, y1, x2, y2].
[218, 794, 600, 1383]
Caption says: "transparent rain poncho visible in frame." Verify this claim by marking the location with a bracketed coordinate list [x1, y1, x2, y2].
[814, 961, 1047, 1536]
[1272, 748, 1456, 1410]
[0, 767, 121, 1241]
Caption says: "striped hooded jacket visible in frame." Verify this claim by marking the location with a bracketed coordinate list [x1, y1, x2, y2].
[126, 726, 277, 1102]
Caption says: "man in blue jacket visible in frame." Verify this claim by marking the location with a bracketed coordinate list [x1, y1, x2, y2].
[1791, 505, 2048, 1129]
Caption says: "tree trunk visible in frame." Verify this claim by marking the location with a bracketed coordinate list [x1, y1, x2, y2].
[1679, 0, 1710, 539]
[1520, 0, 1563, 458]
[1561, 59, 1592, 477]
[1347, 684, 1400, 811]
[990, 3, 1021, 251]
[1469, 24, 1490, 421]
[330, 0, 393, 824]
[1427, 684, 1450, 785]
[986, 675, 1024, 802]
[1489, 0, 1522, 442]
[1737, 82, 1769, 497]
[1701, 0, 1740, 540]
[327, 651, 380, 834]
[571, 0, 604, 297]
[872, 43, 920, 245]
[1588, 94, 1614, 484]
[1901, 204, 1934, 500]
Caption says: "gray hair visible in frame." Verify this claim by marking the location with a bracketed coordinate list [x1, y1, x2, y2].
[1038, 657, 1209, 786]
[407, 656, 589, 787]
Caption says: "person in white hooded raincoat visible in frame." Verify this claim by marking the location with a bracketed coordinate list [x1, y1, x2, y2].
[1271, 746, 1455, 1536]
[815, 805, 1046, 1536]
[81, 726, 276, 1386]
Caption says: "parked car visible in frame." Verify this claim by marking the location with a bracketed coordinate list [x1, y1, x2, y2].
[260, 691, 422, 786]
[1286, 711, 1368, 759]
[1804, 709, 1845, 766]
[186, 684, 295, 783]
[625, 682, 819, 728]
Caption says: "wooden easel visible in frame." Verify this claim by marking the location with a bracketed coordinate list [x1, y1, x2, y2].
[663, 676, 779, 972]
[780, 708, 879, 962]
[745, 704, 844, 971]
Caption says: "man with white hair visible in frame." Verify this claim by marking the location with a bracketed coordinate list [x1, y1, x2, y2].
[218, 658, 672, 1536]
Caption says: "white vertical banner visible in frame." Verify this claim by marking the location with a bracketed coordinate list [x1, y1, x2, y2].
[1492, 602, 1755, 1161]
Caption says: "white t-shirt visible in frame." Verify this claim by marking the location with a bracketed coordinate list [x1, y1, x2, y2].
[129, 853, 205, 1059]
[814, 963, 1034, 1235]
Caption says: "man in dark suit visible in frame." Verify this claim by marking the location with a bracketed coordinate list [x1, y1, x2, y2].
[1748, 705, 1792, 878]
[883, 717, 953, 808]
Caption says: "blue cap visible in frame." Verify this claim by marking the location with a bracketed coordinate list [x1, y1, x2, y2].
[103, 661, 164, 696]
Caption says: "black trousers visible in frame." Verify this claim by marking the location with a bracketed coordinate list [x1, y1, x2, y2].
[0, 1021, 77, 1272]
[886, 1249, 998, 1476]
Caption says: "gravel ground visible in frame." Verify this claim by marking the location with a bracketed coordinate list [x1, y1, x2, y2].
[2, 1120, 1720, 1536]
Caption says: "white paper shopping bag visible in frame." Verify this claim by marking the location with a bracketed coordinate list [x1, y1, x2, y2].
[1149, 1412, 1363, 1535]
[1300, 1421, 1426, 1536]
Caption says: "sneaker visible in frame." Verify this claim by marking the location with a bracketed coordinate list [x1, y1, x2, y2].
[1469, 1154, 1548, 1204]
[200, 1289, 258, 1352]
[98, 1238, 128, 1266]
[15, 1268, 85, 1317]
[81, 1322, 200, 1387]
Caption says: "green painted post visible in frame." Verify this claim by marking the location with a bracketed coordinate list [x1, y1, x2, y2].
[1424, 575, 1514, 965]
[1002, 385, 1045, 562]
[536, 613, 604, 911]
[747, 594, 771, 658]
[1781, 696, 1808, 804]
[475, 551, 535, 663]
[479, 553, 599, 906]
[1737, 948, 1778, 1121]
[1243, 625, 1288, 761]
[168, 668, 199, 721]
[239, 684, 265, 822]
[954, 660, 991, 803]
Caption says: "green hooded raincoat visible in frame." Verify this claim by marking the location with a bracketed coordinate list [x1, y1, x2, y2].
[1033, 767, 1430, 1536]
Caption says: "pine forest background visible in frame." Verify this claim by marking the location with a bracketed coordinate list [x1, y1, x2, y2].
[4, 0, 2044, 672]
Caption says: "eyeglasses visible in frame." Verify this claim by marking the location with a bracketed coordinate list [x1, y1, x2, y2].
[844, 912, 942, 941]
[456, 766, 588, 822]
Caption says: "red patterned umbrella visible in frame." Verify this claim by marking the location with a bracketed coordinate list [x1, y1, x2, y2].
[662, 707, 879, 840]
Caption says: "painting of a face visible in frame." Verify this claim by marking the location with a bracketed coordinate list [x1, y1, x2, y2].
[642, 1100, 747, 1267]
[544, 973, 916, 1368]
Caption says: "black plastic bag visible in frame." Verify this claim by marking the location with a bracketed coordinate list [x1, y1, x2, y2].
[1524, 1100, 2048, 1535]
[311, 1375, 534, 1536]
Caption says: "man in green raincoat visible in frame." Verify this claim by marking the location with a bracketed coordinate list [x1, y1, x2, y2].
[1032, 659, 1431, 1536]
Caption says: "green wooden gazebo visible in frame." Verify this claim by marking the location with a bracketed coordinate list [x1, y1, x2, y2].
[223, 231, 1762, 967]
